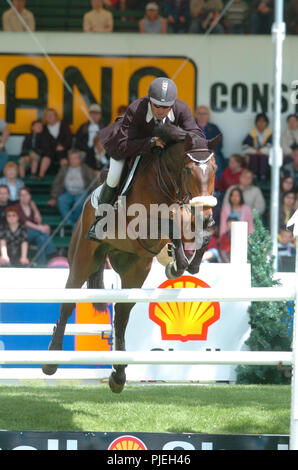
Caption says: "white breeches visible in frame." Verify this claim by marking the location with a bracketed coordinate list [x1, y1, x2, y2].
[106, 158, 125, 188]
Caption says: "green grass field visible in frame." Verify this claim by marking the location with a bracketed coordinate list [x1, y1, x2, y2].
[0, 383, 291, 435]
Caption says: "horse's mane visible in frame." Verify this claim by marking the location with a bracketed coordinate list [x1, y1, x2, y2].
[153, 122, 207, 151]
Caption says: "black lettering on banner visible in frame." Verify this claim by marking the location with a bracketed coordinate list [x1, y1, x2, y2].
[210, 82, 227, 112]
[281, 83, 288, 113]
[231, 83, 247, 112]
[101, 67, 112, 126]
[129, 66, 168, 103]
[252, 83, 268, 113]
[6, 64, 47, 123]
[63, 66, 97, 124]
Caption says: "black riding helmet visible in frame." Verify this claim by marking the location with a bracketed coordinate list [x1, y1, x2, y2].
[148, 77, 177, 107]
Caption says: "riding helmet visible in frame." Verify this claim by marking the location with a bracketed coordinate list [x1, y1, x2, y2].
[148, 77, 177, 107]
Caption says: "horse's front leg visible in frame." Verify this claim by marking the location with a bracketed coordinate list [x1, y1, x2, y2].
[187, 229, 211, 275]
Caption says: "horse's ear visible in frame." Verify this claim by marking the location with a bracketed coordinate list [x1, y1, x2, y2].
[208, 133, 222, 150]
[184, 133, 193, 151]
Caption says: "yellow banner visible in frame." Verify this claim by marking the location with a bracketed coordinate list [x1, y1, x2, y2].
[0, 54, 196, 134]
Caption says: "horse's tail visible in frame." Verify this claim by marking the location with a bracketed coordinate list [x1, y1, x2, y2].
[87, 258, 108, 312]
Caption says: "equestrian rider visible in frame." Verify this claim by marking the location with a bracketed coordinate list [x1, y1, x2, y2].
[87, 77, 207, 240]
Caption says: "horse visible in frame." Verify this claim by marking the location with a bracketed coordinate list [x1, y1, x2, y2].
[42, 123, 221, 393]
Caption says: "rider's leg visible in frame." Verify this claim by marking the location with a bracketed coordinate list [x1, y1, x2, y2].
[86, 158, 125, 240]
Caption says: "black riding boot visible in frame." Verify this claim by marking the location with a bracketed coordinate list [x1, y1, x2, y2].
[86, 182, 118, 241]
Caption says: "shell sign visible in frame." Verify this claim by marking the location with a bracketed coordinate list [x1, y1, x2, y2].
[108, 435, 147, 450]
[149, 276, 220, 342]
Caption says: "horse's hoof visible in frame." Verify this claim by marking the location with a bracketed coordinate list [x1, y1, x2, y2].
[42, 364, 58, 376]
[165, 263, 184, 280]
[108, 371, 126, 393]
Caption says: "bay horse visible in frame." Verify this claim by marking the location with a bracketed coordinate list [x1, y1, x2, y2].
[42, 123, 221, 392]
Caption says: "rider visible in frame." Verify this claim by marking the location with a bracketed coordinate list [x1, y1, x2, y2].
[87, 76, 207, 240]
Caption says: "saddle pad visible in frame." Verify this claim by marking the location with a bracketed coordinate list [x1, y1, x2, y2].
[90, 155, 141, 210]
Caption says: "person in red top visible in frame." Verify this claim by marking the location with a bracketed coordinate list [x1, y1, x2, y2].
[217, 154, 245, 193]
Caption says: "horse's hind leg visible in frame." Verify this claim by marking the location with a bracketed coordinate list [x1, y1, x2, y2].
[108, 256, 153, 393]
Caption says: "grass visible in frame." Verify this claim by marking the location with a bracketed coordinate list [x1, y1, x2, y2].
[0, 383, 291, 435]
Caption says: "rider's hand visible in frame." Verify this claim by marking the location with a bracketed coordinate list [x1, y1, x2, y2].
[153, 137, 165, 148]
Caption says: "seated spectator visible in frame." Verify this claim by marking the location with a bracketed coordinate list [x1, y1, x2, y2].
[279, 190, 296, 231]
[75, 103, 104, 170]
[217, 154, 244, 193]
[0, 118, 10, 175]
[223, 168, 266, 216]
[164, 0, 190, 33]
[48, 149, 97, 227]
[83, 0, 114, 32]
[189, 0, 224, 34]
[242, 112, 272, 180]
[280, 175, 296, 202]
[0, 185, 12, 223]
[194, 105, 225, 180]
[16, 187, 57, 266]
[202, 225, 221, 263]
[0, 206, 29, 267]
[250, 0, 273, 34]
[281, 114, 298, 164]
[223, 0, 249, 34]
[39, 108, 72, 180]
[18, 119, 49, 179]
[2, 0, 35, 32]
[139, 2, 167, 34]
[282, 146, 298, 188]
[286, 0, 298, 35]
[219, 216, 238, 263]
[0, 162, 24, 202]
[278, 228, 296, 271]
[219, 187, 254, 237]
[93, 135, 109, 172]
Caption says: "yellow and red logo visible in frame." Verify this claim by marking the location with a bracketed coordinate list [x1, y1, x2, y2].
[108, 435, 147, 450]
[149, 275, 220, 342]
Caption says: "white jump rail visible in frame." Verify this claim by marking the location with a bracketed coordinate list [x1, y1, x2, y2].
[0, 218, 297, 449]
[0, 324, 112, 335]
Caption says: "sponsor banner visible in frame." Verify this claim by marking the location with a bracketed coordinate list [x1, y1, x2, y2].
[125, 260, 251, 382]
[0, 430, 289, 451]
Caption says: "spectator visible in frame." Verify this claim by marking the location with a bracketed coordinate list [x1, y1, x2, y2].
[139, 2, 167, 34]
[202, 225, 221, 263]
[217, 153, 244, 193]
[250, 0, 273, 34]
[83, 0, 114, 32]
[75, 103, 104, 170]
[0, 118, 10, 175]
[16, 187, 57, 266]
[219, 216, 238, 263]
[281, 114, 298, 163]
[219, 187, 254, 237]
[18, 119, 49, 179]
[280, 175, 296, 200]
[2, 0, 35, 32]
[0, 162, 24, 202]
[223, 168, 266, 216]
[163, 0, 190, 33]
[279, 190, 296, 230]
[0, 185, 11, 223]
[242, 112, 272, 180]
[48, 149, 97, 227]
[278, 228, 295, 257]
[39, 108, 72, 180]
[194, 105, 225, 180]
[93, 135, 109, 172]
[286, 0, 298, 35]
[223, 0, 249, 34]
[282, 146, 298, 187]
[0, 206, 29, 267]
[189, 0, 224, 34]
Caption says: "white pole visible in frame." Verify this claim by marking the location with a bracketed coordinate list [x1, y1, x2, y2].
[0, 324, 112, 335]
[290, 232, 298, 449]
[230, 221, 248, 264]
[0, 350, 292, 366]
[0, 287, 295, 303]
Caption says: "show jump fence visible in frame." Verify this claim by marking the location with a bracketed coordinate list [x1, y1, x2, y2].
[0, 220, 297, 449]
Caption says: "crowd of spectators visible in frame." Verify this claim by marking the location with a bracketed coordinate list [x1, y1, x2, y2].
[1, 0, 298, 35]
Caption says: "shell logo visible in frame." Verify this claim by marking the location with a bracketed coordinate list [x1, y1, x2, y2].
[108, 435, 147, 450]
[149, 275, 220, 342]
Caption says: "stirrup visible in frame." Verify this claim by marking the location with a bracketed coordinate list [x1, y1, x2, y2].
[86, 218, 101, 241]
